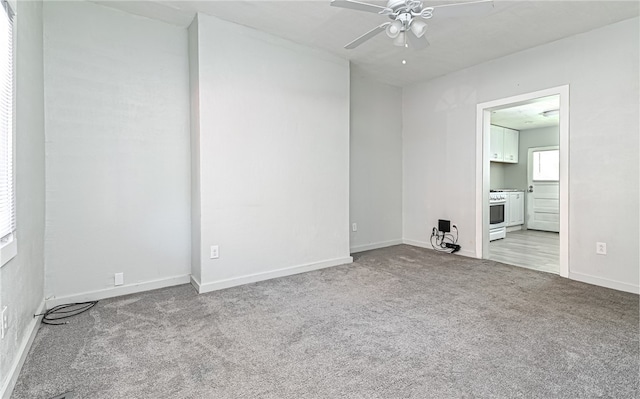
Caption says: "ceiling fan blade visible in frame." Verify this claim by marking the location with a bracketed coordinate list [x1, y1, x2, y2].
[344, 23, 390, 49]
[407, 31, 430, 50]
[431, 0, 494, 18]
[330, 0, 388, 14]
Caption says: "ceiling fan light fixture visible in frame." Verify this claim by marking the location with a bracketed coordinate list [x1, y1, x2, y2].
[385, 20, 403, 38]
[393, 31, 406, 47]
[410, 19, 427, 38]
[333, 0, 494, 50]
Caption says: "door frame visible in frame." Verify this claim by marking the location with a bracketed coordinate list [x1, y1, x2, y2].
[474, 85, 569, 277]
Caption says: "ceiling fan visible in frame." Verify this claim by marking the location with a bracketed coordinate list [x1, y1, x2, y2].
[331, 0, 494, 50]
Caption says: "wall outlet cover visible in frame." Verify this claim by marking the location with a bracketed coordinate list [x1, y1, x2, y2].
[114, 273, 124, 286]
[352, 223, 357, 232]
[210, 245, 219, 259]
[596, 242, 607, 255]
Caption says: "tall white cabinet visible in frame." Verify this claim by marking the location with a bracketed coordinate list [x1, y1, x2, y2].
[490, 125, 519, 163]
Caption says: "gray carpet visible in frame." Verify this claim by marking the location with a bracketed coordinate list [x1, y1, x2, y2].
[12, 245, 640, 399]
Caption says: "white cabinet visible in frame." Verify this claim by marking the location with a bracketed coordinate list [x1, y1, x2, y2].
[503, 128, 519, 163]
[490, 125, 504, 162]
[507, 191, 524, 226]
[489, 125, 519, 163]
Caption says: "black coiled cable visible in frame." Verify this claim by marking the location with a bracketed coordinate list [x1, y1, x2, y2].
[36, 301, 98, 325]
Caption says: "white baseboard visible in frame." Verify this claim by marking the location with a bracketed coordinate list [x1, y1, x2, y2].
[45, 274, 191, 308]
[197, 256, 353, 294]
[1, 300, 45, 399]
[402, 238, 430, 249]
[569, 271, 639, 294]
[402, 239, 476, 258]
[190, 274, 201, 292]
[350, 239, 403, 254]
[454, 248, 476, 258]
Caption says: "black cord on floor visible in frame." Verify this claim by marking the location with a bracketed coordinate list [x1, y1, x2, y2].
[430, 225, 461, 254]
[35, 301, 98, 325]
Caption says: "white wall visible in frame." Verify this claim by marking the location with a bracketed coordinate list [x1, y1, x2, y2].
[43, 1, 191, 301]
[190, 14, 351, 291]
[0, 0, 45, 396]
[503, 126, 559, 190]
[489, 163, 504, 190]
[349, 66, 402, 253]
[403, 17, 639, 292]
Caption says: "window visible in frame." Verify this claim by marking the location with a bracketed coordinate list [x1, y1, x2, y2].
[0, 0, 14, 267]
[532, 149, 559, 181]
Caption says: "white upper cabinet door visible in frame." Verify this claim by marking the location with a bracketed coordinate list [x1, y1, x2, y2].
[490, 125, 504, 162]
[503, 128, 519, 163]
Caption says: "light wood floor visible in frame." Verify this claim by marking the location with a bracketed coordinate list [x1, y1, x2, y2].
[489, 229, 559, 273]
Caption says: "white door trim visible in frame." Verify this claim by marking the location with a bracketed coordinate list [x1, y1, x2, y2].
[475, 85, 569, 278]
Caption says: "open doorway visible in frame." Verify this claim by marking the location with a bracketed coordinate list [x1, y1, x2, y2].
[487, 99, 560, 273]
[475, 86, 569, 278]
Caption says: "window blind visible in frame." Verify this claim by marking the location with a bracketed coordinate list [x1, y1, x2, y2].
[0, 0, 14, 242]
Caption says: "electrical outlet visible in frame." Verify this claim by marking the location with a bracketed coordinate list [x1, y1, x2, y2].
[352, 223, 357, 232]
[210, 245, 219, 259]
[596, 242, 607, 255]
[1, 306, 7, 339]
[114, 273, 124, 286]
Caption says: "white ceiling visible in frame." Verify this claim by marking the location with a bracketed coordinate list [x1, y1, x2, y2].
[94, 0, 639, 86]
[491, 95, 559, 130]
